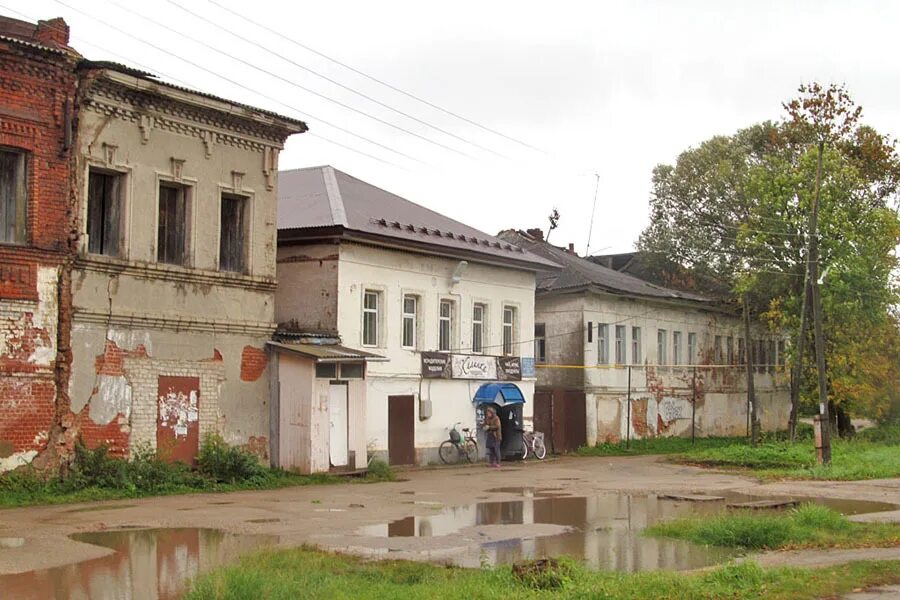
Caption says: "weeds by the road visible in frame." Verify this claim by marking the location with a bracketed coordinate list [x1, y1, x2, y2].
[185, 546, 900, 600]
[646, 503, 900, 550]
[579, 423, 900, 480]
[0, 437, 395, 508]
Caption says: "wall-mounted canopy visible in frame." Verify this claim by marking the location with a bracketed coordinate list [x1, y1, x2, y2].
[472, 383, 525, 407]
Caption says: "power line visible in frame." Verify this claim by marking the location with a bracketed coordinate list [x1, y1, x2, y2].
[165, 0, 508, 160]
[42, 0, 423, 168]
[98, 0, 475, 159]
[203, 0, 544, 154]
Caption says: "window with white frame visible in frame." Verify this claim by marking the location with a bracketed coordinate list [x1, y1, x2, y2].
[657, 329, 668, 365]
[401, 295, 417, 349]
[615, 325, 626, 364]
[534, 323, 546, 363]
[714, 335, 724, 364]
[87, 169, 123, 257]
[502, 306, 516, 356]
[673, 331, 683, 365]
[687, 332, 697, 365]
[0, 149, 27, 244]
[597, 323, 609, 364]
[472, 303, 486, 354]
[439, 299, 453, 352]
[362, 290, 380, 346]
[631, 326, 642, 364]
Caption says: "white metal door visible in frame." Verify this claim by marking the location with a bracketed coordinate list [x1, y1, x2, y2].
[329, 384, 349, 467]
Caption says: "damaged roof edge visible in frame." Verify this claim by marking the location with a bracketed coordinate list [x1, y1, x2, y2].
[266, 341, 389, 362]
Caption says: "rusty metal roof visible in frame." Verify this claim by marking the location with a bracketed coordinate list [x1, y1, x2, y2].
[267, 341, 388, 362]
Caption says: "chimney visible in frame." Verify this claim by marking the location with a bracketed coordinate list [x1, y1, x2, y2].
[34, 18, 69, 47]
[568, 242, 575, 254]
[525, 228, 544, 241]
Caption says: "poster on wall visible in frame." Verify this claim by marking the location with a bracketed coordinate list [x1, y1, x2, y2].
[420, 353, 522, 381]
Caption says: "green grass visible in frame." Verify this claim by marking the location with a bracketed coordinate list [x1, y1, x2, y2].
[579, 423, 900, 480]
[645, 503, 900, 550]
[0, 438, 396, 508]
[184, 547, 900, 600]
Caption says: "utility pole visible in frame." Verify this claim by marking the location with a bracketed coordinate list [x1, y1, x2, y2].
[789, 275, 811, 441]
[807, 140, 832, 464]
[743, 293, 760, 446]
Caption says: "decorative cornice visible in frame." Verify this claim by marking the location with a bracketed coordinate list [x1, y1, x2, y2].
[72, 308, 276, 336]
[74, 255, 277, 292]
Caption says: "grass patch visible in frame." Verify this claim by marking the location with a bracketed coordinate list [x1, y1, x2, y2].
[645, 503, 900, 550]
[0, 437, 396, 508]
[184, 546, 900, 600]
[580, 423, 900, 480]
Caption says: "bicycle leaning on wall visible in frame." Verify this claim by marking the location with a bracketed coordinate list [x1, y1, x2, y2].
[521, 429, 547, 460]
[439, 422, 479, 464]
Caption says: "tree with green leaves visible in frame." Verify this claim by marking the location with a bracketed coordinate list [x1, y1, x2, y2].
[638, 83, 900, 436]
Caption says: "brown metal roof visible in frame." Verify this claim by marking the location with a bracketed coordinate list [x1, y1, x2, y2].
[277, 166, 558, 270]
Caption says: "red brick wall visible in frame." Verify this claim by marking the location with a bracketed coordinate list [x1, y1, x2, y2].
[240, 345, 268, 382]
[0, 38, 77, 470]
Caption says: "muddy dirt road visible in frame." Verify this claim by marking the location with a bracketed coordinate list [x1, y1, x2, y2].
[1, 455, 898, 576]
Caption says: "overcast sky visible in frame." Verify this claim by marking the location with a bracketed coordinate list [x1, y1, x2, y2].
[11, 0, 900, 254]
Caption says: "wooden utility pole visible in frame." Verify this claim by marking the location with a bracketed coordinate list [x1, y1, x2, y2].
[789, 276, 811, 441]
[743, 293, 760, 446]
[807, 140, 832, 464]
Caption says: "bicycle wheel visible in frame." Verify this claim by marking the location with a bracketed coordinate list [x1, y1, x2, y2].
[463, 440, 479, 463]
[521, 437, 529, 460]
[439, 440, 460, 464]
[532, 436, 547, 459]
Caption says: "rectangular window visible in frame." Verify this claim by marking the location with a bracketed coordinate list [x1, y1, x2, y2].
[714, 335, 724, 364]
[219, 193, 247, 273]
[339, 363, 364, 379]
[756, 339, 766, 373]
[362, 291, 379, 347]
[0, 149, 27, 244]
[597, 323, 609, 364]
[315, 363, 337, 379]
[673, 331, 682, 366]
[615, 325, 626, 364]
[687, 332, 697, 365]
[472, 303, 485, 354]
[534, 323, 546, 363]
[738, 337, 746, 365]
[401, 295, 417, 349]
[439, 300, 453, 352]
[87, 170, 122, 257]
[767, 340, 777, 373]
[657, 329, 667, 365]
[631, 326, 642, 364]
[778, 340, 786, 367]
[502, 306, 516, 356]
[727, 336, 735, 365]
[157, 183, 189, 266]
[587, 321, 593, 343]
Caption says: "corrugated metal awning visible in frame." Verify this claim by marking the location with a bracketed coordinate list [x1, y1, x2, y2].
[267, 341, 388, 363]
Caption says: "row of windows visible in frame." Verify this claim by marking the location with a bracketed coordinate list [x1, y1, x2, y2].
[363, 290, 519, 355]
[87, 170, 251, 273]
[584, 321, 786, 368]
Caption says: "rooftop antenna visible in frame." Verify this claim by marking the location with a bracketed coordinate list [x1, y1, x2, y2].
[585, 172, 600, 256]
[545, 208, 560, 244]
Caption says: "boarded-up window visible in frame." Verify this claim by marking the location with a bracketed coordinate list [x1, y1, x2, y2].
[340, 363, 364, 379]
[158, 183, 188, 266]
[0, 149, 27, 244]
[87, 170, 122, 256]
[219, 193, 247, 273]
[315, 363, 337, 379]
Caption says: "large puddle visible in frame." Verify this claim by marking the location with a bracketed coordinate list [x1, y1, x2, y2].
[354, 490, 896, 572]
[0, 528, 276, 600]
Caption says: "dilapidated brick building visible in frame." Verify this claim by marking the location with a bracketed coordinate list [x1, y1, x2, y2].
[0, 17, 78, 471]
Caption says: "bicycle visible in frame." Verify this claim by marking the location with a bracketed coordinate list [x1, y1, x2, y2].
[521, 429, 547, 460]
[439, 422, 479, 464]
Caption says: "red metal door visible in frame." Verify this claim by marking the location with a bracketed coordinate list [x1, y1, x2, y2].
[533, 390, 554, 453]
[157, 376, 200, 465]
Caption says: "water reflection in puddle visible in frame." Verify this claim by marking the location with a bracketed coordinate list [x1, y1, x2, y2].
[358, 492, 896, 572]
[0, 528, 276, 600]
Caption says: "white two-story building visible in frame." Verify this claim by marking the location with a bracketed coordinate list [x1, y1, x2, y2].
[271, 167, 556, 472]
[499, 229, 790, 451]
